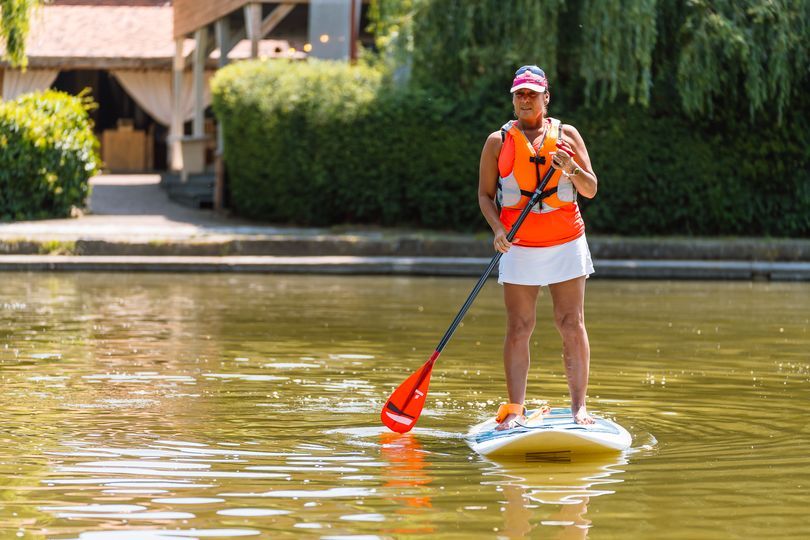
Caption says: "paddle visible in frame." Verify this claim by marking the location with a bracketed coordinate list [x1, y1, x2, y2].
[381, 143, 573, 433]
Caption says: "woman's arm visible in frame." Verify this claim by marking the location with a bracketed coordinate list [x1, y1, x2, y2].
[478, 132, 511, 253]
[557, 124, 598, 199]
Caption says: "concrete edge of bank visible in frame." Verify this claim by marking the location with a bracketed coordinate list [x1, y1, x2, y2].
[0, 255, 807, 281]
[0, 236, 809, 261]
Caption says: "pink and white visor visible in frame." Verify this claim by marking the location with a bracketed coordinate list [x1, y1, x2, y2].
[510, 65, 548, 93]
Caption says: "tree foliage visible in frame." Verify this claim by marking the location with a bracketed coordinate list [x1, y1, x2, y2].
[408, 0, 565, 96]
[0, 0, 38, 69]
[579, 0, 657, 106]
[367, 0, 419, 69]
[370, 0, 810, 123]
[677, 0, 810, 122]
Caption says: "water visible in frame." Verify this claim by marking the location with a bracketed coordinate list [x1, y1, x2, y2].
[0, 273, 808, 539]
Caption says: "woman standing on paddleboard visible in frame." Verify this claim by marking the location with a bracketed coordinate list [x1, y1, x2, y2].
[478, 65, 599, 430]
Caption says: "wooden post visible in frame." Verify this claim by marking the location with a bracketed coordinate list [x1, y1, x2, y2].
[170, 38, 185, 172]
[215, 20, 232, 68]
[214, 19, 232, 212]
[350, 0, 358, 63]
[192, 27, 208, 138]
[245, 3, 261, 58]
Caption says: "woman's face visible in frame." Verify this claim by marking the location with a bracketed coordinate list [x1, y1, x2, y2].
[512, 89, 548, 123]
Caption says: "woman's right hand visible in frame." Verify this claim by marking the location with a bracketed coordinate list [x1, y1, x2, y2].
[493, 226, 512, 253]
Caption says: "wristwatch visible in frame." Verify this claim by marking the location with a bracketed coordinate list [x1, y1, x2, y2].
[569, 166, 582, 176]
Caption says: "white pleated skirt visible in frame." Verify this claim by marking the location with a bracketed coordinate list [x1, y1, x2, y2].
[497, 234, 595, 287]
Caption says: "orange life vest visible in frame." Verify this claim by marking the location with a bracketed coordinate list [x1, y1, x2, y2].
[497, 117, 577, 214]
[496, 118, 584, 248]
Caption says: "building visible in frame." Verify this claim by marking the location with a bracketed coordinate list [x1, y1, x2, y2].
[0, 0, 369, 209]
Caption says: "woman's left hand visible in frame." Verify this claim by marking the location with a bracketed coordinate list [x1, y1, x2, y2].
[551, 140, 578, 175]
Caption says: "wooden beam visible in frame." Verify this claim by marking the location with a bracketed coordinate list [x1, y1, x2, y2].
[227, 27, 247, 54]
[244, 3, 262, 59]
[174, 0, 368, 40]
[216, 16, 248, 62]
[184, 25, 218, 67]
[261, 3, 295, 38]
[6, 57, 177, 70]
[174, 0, 247, 40]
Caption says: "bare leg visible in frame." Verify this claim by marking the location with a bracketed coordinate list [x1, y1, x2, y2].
[548, 276, 594, 424]
[498, 283, 541, 430]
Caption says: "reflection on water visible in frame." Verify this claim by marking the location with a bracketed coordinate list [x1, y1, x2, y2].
[484, 456, 627, 539]
[379, 433, 435, 535]
[485, 455, 627, 506]
[0, 273, 808, 539]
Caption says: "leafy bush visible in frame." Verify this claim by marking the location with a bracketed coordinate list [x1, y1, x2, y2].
[212, 59, 809, 236]
[0, 90, 100, 221]
[212, 59, 482, 229]
[571, 105, 810, 237]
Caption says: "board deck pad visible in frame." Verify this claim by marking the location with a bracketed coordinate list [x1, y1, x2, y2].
[468, 407, 631, 458]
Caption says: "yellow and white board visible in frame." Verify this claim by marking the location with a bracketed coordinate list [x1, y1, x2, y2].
[469, 407, 631, 458]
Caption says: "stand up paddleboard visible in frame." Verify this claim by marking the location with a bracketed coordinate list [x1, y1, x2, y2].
[469, 407, 631, 459]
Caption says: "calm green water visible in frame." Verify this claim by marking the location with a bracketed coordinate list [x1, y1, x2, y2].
[0, 273, 808, 539]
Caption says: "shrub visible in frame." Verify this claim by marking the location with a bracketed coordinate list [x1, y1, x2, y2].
[570, 105, 810, 237]
[212, 59, 809, 237]
[212, 59, 483, 229]
[0, 90, 100, 221]
[212, 60, 381, 225]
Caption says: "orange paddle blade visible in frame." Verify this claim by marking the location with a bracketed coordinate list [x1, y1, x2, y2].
[381, 354, 438, 433]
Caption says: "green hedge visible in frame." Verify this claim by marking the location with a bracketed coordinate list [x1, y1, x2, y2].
[212, 60, 809, 236]
[212, 59, 482, 229]
[571, 106, 810, 237]
[0, 90, 100, 221]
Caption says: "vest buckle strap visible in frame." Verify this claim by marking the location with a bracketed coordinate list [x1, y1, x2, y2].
[529, 155, 546, 164]
[520, 187, 558, 200]
[539, 186, 558, 200]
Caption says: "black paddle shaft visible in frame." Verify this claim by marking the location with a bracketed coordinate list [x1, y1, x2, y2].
[434, 166, 558, 354]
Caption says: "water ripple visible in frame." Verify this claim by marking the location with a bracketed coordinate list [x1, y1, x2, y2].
[1, 275, 807, 539]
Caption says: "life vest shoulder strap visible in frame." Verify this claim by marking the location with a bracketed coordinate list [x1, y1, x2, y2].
[500, 120, 515, 143]
[502, 117, 562, 156]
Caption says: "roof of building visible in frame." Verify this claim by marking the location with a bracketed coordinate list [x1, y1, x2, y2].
[0, 3, 300, 70]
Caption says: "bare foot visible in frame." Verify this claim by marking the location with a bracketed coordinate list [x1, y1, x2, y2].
[573, 406, 595, 425]
[495, 413, 522, 431]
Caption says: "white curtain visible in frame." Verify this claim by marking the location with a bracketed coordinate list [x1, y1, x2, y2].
[111, 69, 213, 127]
[2, 69, 59, 100]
